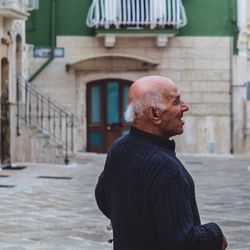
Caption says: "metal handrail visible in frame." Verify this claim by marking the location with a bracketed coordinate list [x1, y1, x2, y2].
[19, 81, 74, 164]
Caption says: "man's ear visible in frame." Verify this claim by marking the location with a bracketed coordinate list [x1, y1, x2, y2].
[147, 107, 162, 124]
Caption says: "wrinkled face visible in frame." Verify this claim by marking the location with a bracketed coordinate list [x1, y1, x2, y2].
[159, 86, 189, 138]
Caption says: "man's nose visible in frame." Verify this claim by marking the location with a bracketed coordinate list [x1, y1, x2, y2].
[182, 101, 189, 112]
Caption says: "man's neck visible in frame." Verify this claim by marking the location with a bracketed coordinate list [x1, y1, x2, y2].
[132, 121, 170, 140]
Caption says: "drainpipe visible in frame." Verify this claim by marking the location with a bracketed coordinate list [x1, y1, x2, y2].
[228, 0, 237, 154]
[229, 32, 234, 154]
[28, 0, 56, 82]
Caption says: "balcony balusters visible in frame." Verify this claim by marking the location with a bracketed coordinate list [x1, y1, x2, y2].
[86, 0, 187, 29]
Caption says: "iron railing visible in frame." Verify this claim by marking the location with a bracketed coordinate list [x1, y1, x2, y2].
[18, 81, 74, 164]
[86, 0, 187, 29]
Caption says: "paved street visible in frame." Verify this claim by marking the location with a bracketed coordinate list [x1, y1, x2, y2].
[0, 153, 249, 250]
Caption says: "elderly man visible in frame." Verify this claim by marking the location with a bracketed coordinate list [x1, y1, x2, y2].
[95, 76, 227, 250]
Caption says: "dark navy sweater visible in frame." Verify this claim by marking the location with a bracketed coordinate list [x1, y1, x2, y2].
[95, 126, 223, 250]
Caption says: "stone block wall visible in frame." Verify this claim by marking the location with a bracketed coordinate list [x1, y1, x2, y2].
[28, 35, 231, 154]
[0, 17, 29, 165]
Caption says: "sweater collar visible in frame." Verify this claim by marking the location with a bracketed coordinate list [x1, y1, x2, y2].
[129, 126, 176, 153]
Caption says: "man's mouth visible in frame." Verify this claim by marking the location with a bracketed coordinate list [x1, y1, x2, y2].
[179, 115, 185, 125]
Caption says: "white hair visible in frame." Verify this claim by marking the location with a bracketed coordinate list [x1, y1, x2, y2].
[124, 90, 166, 123]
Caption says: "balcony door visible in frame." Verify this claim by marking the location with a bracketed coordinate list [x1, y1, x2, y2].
[87, 79, 132, 153]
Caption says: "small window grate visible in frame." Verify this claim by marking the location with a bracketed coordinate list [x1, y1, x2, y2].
[185, 161, 203, 165]
[2, 166, 27, 171]
[0, 185, 15, 188]
[37, 176, 73, 180]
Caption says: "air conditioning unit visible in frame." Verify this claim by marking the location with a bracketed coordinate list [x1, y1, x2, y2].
[27, 0, 39, 11]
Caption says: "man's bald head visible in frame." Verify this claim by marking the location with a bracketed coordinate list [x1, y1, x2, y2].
[128, 76, 176, 104]
[125, 76, 177, 123]
[125, 75, 189, 138]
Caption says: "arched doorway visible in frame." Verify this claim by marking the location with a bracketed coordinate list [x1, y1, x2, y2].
[86, 79, 132, 153]
[1, 58, 10, 165]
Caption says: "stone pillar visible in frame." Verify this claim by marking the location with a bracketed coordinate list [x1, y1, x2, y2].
[234, 0, 250, 152]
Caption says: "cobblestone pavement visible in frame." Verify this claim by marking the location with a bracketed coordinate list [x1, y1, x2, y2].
[0, 153, 249, 250]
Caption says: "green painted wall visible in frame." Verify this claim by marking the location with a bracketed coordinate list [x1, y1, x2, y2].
[26, 0, 94, 46]
[179, 0, 237, 36]
[26, 0, 237, 47]
[56, 0, 94, 36]
[26, 0, 51, 46]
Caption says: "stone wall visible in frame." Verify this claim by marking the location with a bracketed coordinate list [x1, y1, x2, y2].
[28, 35, 231, 154]
[0, 17, 28, 165]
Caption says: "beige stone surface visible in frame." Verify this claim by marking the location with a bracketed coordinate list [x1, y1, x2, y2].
[177, 115, 231, 154]
[27, 35, 232, 154]
[181, 70, 230, 81]
[202, 93, 230, 104]
[0, 16, 27, 164]
[189, 103, 230, 116]
[192, 81, 230, 93]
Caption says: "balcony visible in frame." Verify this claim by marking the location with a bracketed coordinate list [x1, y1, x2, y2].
[0, 0, 29, 19]
[86, 0, 187, 47]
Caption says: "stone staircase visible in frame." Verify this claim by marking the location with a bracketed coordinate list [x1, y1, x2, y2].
[16, 82, 75, 164]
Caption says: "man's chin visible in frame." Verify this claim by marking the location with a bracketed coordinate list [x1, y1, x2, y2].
[177, 129, 184, 135]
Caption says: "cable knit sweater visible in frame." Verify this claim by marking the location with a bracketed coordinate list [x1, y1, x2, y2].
[95, 126, 223, 250]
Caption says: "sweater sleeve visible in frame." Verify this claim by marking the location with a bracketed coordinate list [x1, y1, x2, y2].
[95, 171, 110, 218]
[152, 171, 223, 250]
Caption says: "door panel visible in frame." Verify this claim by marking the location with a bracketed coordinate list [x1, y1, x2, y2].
[89, 131, 103, 148]
[90, 86, 101, 123]
[107, 82, 119, 125]
[87, 79, 132, 153]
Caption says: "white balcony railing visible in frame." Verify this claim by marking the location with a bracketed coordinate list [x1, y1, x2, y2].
[86, 0, 187, 29]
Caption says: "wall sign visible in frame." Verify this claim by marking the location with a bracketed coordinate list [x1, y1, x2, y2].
[33, 47, 64, 58]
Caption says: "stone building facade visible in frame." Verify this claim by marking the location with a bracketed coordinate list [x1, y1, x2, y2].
[10, 0, 250, 163]
[0, 0, 29, 166]
[29, 35, 231, 155]
[25, 0, 235, 160]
